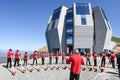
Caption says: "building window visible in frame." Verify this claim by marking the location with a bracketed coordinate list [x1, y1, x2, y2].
[51, 21, 55, 29]
[67, 9, 73, 13]
[67, 39, 73, 44]
[52, 7, 61, 21]
[76, 3, 90, 15]
[81, 17, 86, 25]
[66, 19, 73, 22]
[67, 32, 73, 38]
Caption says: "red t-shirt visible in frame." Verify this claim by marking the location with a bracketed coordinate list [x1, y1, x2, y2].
[24, 54, 28, 60]
[102, 53, 106, 60]
[86, 53, 91, 59]
[93, 53, 98, 60]
[66, 53, 84, 74]
[15, 52, 20, 59]
[7, 51, 13, 58]
[49, 53, 53, 58]
[62, 53, 65, 58]
[41, 53, 46, 59]
[110, 54, 116, 61]
[55, 53, 59, 59]
[33, 52, 38, 59]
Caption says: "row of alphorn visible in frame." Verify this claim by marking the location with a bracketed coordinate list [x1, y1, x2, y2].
[82, 66, 106, 72]
[11, 65, 69, 75]
[11, 65, 106, 75]
[11, 61, 109, 75]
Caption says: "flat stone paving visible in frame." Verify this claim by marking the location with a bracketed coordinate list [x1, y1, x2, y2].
[0, 56, 119, 80]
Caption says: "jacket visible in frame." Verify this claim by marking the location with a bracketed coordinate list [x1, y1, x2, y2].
[66, 53, 84, 74]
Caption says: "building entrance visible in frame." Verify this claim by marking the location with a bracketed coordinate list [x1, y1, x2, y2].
[67, 45, 73, 55]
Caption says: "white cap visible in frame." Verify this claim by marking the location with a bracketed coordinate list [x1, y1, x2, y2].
[74, 49, 79, 53]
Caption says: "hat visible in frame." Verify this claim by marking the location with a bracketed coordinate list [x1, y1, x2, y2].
[74, 49, 79, 53]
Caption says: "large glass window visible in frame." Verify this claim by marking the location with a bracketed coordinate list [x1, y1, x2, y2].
[67, 9, 73, 13]
[66, 8, 73, 45]
[67, 32, 73, 38]
[67, 29, 73, 33]
[81, 17, 86, 25]
[101, 9, 108, 21]
[67, 39, 73, 44]
[52, 7, 61, 21]
[51, 21, 55, 29]
[76, 3, 90, 15]
[66, 19, 73, 22]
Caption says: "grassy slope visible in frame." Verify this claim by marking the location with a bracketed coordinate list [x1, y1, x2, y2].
[112, 36, 120, 43]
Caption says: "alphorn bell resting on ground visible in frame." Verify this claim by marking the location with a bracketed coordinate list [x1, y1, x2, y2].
[66, 49, 84, 80]
[51, 64, 54, 70]
[12, 67, 16, 75]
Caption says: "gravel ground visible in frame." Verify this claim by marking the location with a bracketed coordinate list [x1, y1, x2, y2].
[0, 56, 119, 80]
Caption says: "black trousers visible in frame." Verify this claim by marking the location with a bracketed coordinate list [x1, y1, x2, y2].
[24, 59, 27, 66]
[101, 59, 106, 67]
[111, 60, 115, 68]
[86, 58, 91, 66]
[70, 72, 80, 80]
[62, 58, 65, 64]
[42, 58, 45, 65]
[94, 60, 97, 66]
[118, 64, 120, 78]
[14, 58, 20, 67]
[56, 58, 58, 64]
[33, 58, 37, 65]
[49, 57, 52, 64]
[7, 58, 12, 68]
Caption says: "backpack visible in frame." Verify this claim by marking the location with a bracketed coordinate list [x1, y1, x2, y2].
[117, 53, 120, 64]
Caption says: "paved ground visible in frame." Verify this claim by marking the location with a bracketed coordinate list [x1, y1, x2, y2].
[0, 56, 119, 80]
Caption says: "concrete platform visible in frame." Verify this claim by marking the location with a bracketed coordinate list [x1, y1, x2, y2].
[0, 56, 119, 80]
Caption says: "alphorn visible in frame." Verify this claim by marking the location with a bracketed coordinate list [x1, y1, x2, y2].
[12, 67, 16, 75]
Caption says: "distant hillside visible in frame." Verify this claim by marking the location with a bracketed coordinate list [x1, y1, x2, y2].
[112, 36, 120, 43]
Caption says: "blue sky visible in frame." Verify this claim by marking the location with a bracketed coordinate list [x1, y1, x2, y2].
[0, 0, 120, 50]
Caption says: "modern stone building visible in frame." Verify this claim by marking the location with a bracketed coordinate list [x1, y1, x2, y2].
[45, 3, 112, 54]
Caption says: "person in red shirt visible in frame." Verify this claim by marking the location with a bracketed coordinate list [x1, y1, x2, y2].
[6, 49, 13, 68]
[23, 52, 28, 66]
[86, 52, 91, 66]
[93, 52, 98, 66]
[62, 52, 66, 64]
[33, 50, 38, 65]
[66, 49, 84, 80]
[110, 52, 116, 68]
[41, 53, 46, 65]
[14, 50, 21, 67]
[49, 52, 53, 64]
[101, 52, 106, 67]
[55, 51, 59, 64]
